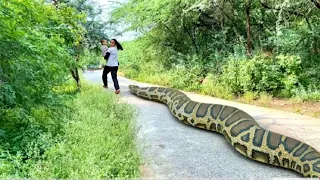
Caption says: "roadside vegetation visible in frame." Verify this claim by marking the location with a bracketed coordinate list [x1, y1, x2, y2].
[110, 0, 320, 117]
[1, 0, 139, 178]
[0, 83, 140, 178]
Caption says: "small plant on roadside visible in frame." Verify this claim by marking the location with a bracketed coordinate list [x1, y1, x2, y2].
[240, 91, 259, 104]
[201, 74, 233, 100]
[294, 108, 302, 114]
[258, 92, 273, 107]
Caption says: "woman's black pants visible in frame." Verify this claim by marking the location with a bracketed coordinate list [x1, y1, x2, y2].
[102, 66, 119, 90]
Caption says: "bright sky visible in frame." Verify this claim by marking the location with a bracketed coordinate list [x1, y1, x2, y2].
[93, 0, 113, 20]
[95, 0, 109, 5]
[93, 0, 138, 41]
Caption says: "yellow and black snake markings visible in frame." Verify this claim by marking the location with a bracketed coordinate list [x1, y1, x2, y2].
[129, 85, 320, 178]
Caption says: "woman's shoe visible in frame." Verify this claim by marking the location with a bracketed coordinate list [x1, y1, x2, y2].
[115, 89, 120, 94]
[103, 85, 108, 88]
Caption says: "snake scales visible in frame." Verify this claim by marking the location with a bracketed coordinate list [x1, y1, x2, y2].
[129, 85, 320, 178]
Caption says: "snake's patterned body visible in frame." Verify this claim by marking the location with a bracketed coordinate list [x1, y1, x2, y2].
[129, 85, 320, 178]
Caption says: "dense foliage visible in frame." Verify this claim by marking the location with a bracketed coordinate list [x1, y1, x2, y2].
[0, 0, 84, 158]
[113, 0, 320, 100]
[0, 0, 139, 178]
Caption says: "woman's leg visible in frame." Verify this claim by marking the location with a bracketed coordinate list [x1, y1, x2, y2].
[102, 66, 110, 87]
[110, 66, 120, 93]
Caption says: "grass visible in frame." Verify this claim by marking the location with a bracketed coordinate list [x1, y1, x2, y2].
[200, 80, 233, 100]
[257, 92, 273, 107]
[239, 91, 259, 104]
[292, 86, 320, 102]
[0, 85, 140, 178]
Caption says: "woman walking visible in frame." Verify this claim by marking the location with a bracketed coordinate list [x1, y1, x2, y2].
[102, 39, 123, 94]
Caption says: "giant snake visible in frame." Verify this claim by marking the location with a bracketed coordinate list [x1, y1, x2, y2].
[128, 85, 320, 178]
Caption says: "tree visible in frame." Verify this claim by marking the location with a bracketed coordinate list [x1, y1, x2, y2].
[49, 0, 110, 87]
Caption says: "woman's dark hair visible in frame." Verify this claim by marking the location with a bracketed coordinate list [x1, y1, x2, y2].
[112, 39, 123, 50]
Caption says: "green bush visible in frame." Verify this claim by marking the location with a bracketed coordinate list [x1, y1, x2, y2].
[28, 86, 140, 178]
[168, 63, 202, 91]
[220, 54, 302, 97]
[0, 85, 140, 178]
[0, 1, 111, 178]
[292, 85, 320, 102]
[200, 74, 233, 100]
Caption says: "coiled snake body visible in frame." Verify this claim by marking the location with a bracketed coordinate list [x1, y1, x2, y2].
[129, 85, 320, 178]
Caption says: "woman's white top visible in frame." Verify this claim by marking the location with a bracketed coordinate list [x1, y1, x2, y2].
[106, 47, 119, 67]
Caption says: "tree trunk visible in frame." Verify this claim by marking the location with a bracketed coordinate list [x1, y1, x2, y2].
[183, 23, 199, 54]
[245, 0, 252, 57]
[71, 55, 81, 88]
[52, 0, 81, 88]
